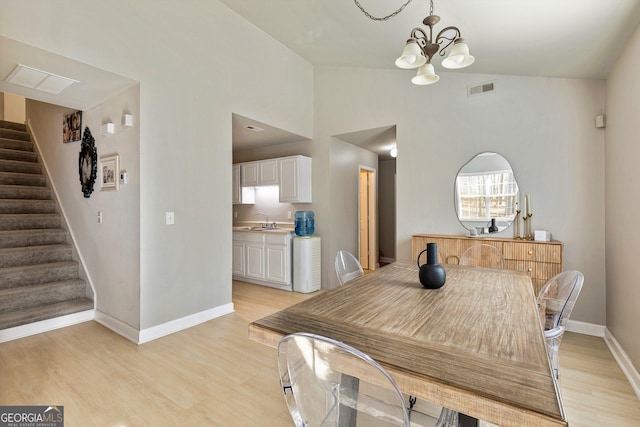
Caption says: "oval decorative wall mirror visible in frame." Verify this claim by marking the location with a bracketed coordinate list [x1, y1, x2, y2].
[78, 127, 97, 198]
[454, 152, 519, 233]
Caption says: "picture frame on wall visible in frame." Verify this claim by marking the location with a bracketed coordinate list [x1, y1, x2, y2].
[63, 111, 82, 143]
[100, 154, 119, 191]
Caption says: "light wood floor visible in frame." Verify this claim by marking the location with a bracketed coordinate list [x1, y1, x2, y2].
[1, 280, 638, 426]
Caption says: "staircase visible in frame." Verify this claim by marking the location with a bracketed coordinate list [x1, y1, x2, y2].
[0, 119, 93, 332]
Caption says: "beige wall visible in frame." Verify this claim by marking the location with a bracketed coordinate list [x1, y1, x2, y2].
[605, 24, 640, 372]
[27, 85, 141, 329]
[3, 92, 25, 123]
[315, 66, 606, 326]
[0, 0, 314, 331]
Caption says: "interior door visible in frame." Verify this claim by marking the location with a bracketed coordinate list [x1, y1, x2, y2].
[359, 168, 376, 270]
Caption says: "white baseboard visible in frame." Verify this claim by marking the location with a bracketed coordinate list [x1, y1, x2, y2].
[566, 319, 606, 337]
[604, 328, 640, 399]
[138, 303, 235, 344]
[0, 310, 94, 343]
[94, 310, 141, 343]
[96, 303, 235, 344]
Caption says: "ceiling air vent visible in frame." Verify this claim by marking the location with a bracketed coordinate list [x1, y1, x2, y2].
[468, 81, 495, 97]
[4, 64, 78, 94]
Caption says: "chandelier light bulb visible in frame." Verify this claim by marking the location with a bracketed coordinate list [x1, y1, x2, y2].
[395, 40, 426, 69]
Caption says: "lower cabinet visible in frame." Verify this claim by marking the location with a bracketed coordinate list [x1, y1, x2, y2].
[233, 231, 293, 291]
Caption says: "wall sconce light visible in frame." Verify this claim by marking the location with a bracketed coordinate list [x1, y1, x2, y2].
[121, 114, 133, 127]
[101, 122, 115, 135]
[390, 147, 398, 158]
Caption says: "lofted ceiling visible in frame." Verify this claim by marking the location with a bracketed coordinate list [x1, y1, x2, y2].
[3, 2, 640, 159]
[220, 0, 640, 157]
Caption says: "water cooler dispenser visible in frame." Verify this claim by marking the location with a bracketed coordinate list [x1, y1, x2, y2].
[293, 211, 321, 293]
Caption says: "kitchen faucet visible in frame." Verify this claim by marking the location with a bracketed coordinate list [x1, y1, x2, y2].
[254, 212, 269, 227]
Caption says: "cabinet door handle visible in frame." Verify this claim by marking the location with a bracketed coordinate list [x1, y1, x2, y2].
[528, 250, 533, 255]
[528, 268, 532, 272]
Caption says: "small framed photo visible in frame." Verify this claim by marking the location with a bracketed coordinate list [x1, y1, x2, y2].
[100, 154, 119, 191]
[63, 111, 82, 143]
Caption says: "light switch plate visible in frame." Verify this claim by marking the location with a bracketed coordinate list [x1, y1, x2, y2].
[166, 212, 175, 225]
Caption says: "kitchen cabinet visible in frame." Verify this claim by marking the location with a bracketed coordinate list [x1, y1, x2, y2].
[279, 155, 312, 203]
[232, 164, 255, 205]
[259, 159, 279, 185]
[240, 162, 259, 186]
[233, 230, 293, 291]
[240, 159, 278, 187]
[412, 234, 563, 295]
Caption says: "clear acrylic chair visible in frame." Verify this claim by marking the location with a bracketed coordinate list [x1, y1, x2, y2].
[536, 270, 584, 380]
[335, 250, 364, 285]
[459, 244, 504, 269]
[277, 332, 410, 426]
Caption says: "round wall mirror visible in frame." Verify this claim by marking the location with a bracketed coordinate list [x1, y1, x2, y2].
[454, 152, 519, 233]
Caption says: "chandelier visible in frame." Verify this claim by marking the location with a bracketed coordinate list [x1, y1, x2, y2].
[394, 0, 474, 85]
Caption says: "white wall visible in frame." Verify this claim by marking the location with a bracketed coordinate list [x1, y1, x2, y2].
[605, 24, 640, 371]
[27, 85, 141, 329]
[315, 66, 606, 325]
[0, 0, 314, 331]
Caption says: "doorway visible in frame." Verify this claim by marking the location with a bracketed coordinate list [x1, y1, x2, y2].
[359, 167, 376, 271]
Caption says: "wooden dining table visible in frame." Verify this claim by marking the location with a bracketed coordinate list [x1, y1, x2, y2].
[248, 260, 567, 427]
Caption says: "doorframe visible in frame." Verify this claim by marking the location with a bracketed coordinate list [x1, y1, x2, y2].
[358, 166, 377, 270]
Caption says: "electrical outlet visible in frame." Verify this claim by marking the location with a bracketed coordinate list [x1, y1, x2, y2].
[234, 211, 238, 219]
[98, 211, 103, 224]
[287, 211, 292, 220]
[166, 211, 175, 225]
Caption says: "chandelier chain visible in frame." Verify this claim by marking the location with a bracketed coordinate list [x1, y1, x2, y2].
[353, 0, 415, 21]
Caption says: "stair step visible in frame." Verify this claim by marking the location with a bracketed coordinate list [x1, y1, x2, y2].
[0, 279, 87, 313]
[0, 138, 34, 152]
[0, 120, 27, 132]
[0, 297, 93, 330]
[0, 128, 30, 142]
[0, 199, 57, 214]
[0, 244, 73, 268]
[0, 184, 51, 200]
[0, 158, 42, 175]
[0, 171, 46, 186]
[0, 148, 39, 163]
[0, 261, 80, 290]
[0, 214, 61, 230]
[0, 229, 67, 248]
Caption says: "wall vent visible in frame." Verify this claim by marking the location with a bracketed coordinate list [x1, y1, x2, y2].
[468, 81, 495, 97]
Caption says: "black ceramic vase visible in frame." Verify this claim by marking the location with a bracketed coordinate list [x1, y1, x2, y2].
[417, 243, 446, 289]
[488, 218, 498, 233]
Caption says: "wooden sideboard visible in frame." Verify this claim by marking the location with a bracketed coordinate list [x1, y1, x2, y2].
[412, 234, 563, 295]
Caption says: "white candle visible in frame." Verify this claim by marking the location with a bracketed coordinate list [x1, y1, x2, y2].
[523, 194, 528, 216]
[528, 194, 532, 215]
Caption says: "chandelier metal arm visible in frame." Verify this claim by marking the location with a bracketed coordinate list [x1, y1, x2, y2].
[434, 26, 462, 56]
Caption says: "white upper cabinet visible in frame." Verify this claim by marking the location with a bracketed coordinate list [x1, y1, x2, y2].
[259, 159, 279, 186]
[233, 164, 255, 205]
[235, 155, 311, 203]
[279, 155, 312, 203]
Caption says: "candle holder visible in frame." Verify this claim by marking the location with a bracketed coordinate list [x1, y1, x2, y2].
[527, 213, 533, 240]
[522, 215, 528, 240]
[514, 210, 521, 239]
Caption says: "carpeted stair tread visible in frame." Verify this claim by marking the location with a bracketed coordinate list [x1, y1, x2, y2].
[0, 171, 46, 186]
[0, 298, 93, 330]
[0, 127, 30, 141]
[0, 148, 39, 163]
[0, 198, 57, 214]
[0, 138, 34, 152]
[0, 184, 51, 200]
[0, 120, 27, 132]
[0, 279, 87, 313]
[0, 260, 80, 289]
[0, 213, 61, 230]
[0, 158, 42, 174]
[0, 228, 67, 248]
[0, 243, 73, 268]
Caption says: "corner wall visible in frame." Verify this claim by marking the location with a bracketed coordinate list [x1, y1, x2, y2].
[27, 85, 141, 329]
[605, 23, 640, 375]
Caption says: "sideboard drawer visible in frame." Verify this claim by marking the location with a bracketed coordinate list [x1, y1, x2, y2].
[502, 242, 562, 263]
